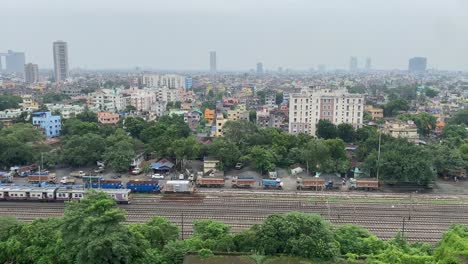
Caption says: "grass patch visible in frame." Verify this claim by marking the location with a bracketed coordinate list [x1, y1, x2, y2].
[308, 197, 468, 205]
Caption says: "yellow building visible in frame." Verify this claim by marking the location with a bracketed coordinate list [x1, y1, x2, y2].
[214, 113, 226, 137]
[20, 95, 39, 108]
[365, 105, 384, 120]
[227, 104, 249, 121]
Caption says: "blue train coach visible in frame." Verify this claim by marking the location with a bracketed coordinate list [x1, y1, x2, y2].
[126, 180, 161, 193]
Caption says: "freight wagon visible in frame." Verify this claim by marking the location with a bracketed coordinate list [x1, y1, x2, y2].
[126, 180, 161, 193]
[163, 180, 195, 193]
[296, 178, 325, 191]
[262, 179, 283, 189]
[196, 177, 225, 188]
[231, 176, 256, 188]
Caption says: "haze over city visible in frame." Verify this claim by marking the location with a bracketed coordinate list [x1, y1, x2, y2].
[2, 0, 468, 71]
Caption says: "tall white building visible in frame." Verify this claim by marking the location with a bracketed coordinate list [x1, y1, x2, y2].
[141, 74, 186, 89]
[210, 51, 216, 74]
[289, 87, 364, 135]
[53, 41, 69, 82]
[24, 63, 39, 84]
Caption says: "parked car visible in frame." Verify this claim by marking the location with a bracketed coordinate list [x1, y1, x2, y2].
[131, 168, 142, 175]
[235, 163, 243, 170]
[94, 166, 104, 173]
[152, 173, 164, 179]
[111, 175, 121, 179]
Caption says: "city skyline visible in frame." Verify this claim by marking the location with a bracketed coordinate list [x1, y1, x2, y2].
[2, 0, 468, 71]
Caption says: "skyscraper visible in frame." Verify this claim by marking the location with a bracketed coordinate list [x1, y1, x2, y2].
[256, 62, 264, 75]
[210, 51, 216, 74]
[365, 57, 372, 71]
[5, 50, 26, 74]
[24, 63, 39, 84]
[53, 41, 69, 82]
[408, 57, 427, 73]
[349, 57, 358, 72]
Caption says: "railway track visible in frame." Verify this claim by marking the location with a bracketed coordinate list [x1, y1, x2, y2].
[0, 192, 466, 243]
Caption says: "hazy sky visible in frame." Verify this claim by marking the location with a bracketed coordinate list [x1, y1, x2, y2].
[2, 0, 468, 71]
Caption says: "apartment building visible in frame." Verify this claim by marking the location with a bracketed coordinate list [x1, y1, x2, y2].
[32, 111, 61, 138]
[227, 104, 249, 121]
[98, 112, 120, 124]
[365, 105, 384, 120]
[142, 74, 186, 89]
[383, 120, 419, 143]
[289, 87, 364, 135]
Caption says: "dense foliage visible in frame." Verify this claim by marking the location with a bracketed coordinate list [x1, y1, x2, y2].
[0, 94, 22, 111]
[0, 194, 465, 264]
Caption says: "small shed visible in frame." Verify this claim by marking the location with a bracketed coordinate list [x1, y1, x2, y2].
[151, 159, 174, 172]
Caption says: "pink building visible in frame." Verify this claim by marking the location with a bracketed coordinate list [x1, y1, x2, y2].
[98, 112, 120, 124]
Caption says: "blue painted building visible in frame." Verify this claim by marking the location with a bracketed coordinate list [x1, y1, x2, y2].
[32, 112, 61, 138]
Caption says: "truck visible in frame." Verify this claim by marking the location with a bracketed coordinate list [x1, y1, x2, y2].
[10, 165, 36, 177]
[196, 177, 225, 188]
[349, 178, 379, 191]
[59, 177, 76, 185]
[28, 172, 56, 183]
[163, 180, 195, 193]
[296, 178, 325, 190]
[70, 171, 86, 178]
[262, 179, 283, 189]
[0, 172, 13, 183]
[231, 176, 256, 188]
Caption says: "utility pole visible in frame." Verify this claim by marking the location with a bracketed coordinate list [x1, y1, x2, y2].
[376, 129, 382, 182]
[181, 212, 184, 239]
[402, 217, 406, 238]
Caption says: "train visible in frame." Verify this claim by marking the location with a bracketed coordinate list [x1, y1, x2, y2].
[0, 185, 131, 204]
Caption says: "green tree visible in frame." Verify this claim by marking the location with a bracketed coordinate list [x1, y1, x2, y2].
[434, 225, 468, 264]
[0, 137, 34, 167]
[207, 137, 242, 169]
[61, 133, 106, 166]
[246, 146, 276, 173]
[76, 108, 98, 123]
[334, 224, 385, 256]
[275, 92, 283, 105]
[42, 92, 70, 103]
[449, 108, 468, 125]
[0, 123, 44, 143]
[384, 98, 409, 117]
[337, 123, 356, 143]
[104, 140, 135, 172]
[431, 144, 465, 177]
[124, 117, 148, 139]
[129, 217, 179, 250]
[363, 140, 435, 185]
[425, 88, 439, 98]
[316, 119, 338, 139]
[222, 120, 259, 148]
[62, 118, 100, 136]
[61, 192, 144, 264]
[255, 212, 338, 260]
[0, 94, 22, 111]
